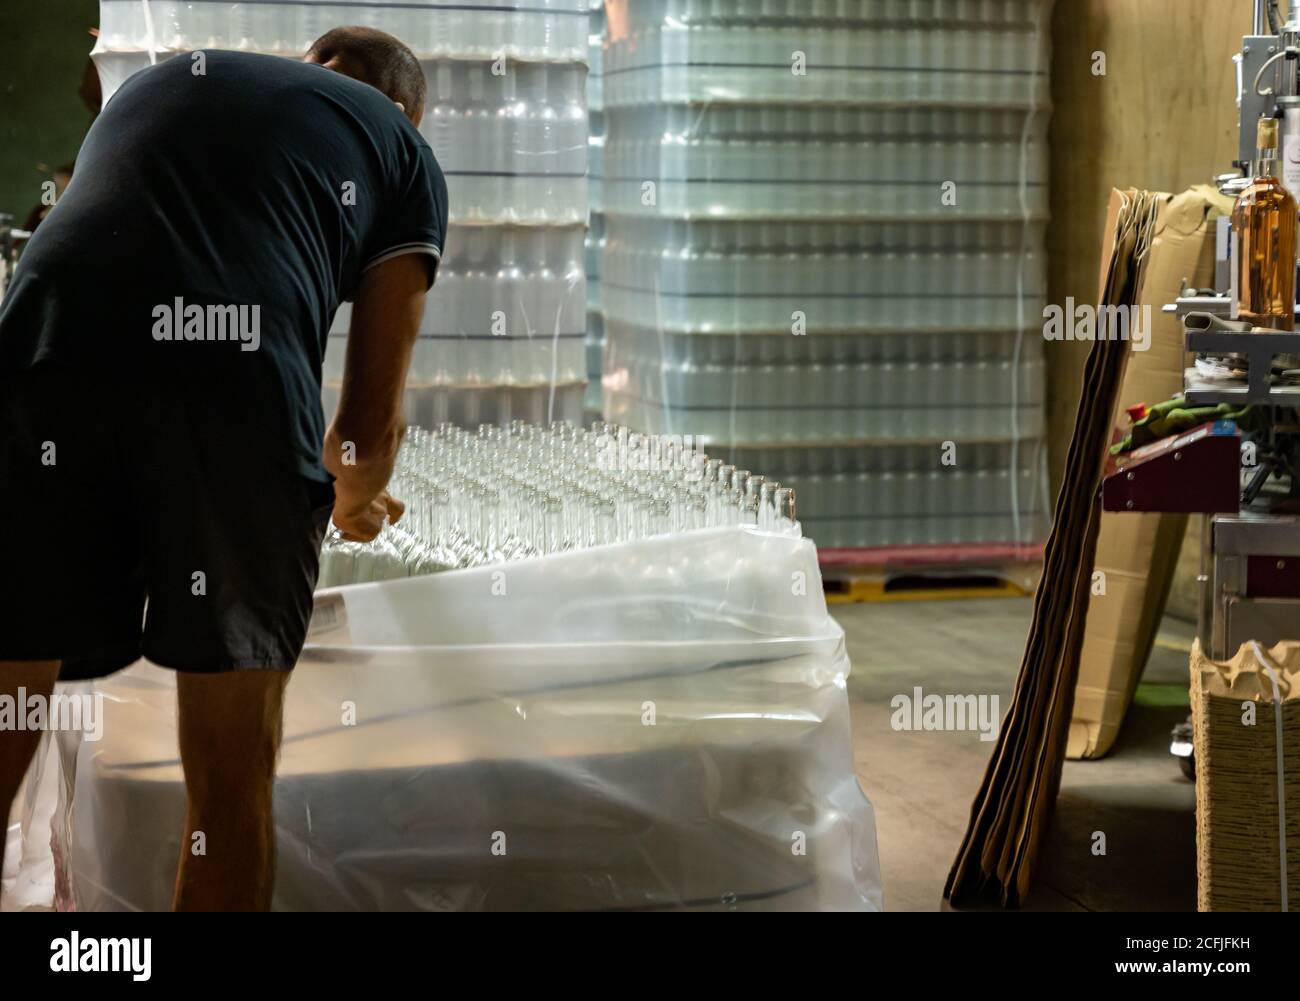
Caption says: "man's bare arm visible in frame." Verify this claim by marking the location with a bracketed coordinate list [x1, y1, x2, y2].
[322, 253, 432, 541]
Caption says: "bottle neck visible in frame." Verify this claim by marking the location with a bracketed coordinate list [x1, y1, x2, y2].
[1258, 152, 1280, 179]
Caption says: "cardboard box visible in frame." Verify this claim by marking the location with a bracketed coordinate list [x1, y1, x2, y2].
[1068, 186, 1232, 760]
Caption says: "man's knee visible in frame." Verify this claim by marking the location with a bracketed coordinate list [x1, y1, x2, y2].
[176, 669, 289, 804]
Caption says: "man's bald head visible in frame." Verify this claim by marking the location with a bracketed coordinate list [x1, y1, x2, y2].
[304, 26, 425, 126]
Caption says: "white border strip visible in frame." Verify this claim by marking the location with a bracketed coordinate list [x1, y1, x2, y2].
[362, 242, 443, 273]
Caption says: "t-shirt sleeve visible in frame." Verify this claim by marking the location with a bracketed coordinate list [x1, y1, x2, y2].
[361, 140, 448, 290]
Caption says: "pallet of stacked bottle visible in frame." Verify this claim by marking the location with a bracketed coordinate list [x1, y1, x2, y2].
[599, 216, 1052, 548]
[584, 0, 606, 420]
[318, 7, 591, 430]
[600, 0, 1053, 550]
[88, 0, 590, 431]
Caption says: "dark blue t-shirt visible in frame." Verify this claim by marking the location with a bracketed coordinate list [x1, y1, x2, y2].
[0, 50, 448, 481]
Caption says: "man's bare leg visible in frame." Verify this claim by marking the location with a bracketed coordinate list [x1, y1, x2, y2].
[0, 660, 61, 883]
[173, 668, 290, 911]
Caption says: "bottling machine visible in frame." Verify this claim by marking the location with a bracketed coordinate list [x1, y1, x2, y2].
[1101, 1, 1300, 777]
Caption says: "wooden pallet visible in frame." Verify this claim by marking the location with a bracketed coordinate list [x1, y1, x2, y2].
[823, 571, 1035, 604]
[819, 543, 1043, 603]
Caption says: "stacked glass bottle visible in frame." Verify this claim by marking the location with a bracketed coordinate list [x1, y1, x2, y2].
[322, 3, 591, 428]
[598, 0, 1053, 548]
[92, 1, 592, 431]
[318, 420, 799, 585]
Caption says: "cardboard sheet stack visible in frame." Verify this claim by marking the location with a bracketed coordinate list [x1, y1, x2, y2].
[34, 528, 882, 911]
[598, 0, 1053, 549]
[946, 190, 1159, 906]
[92, 1, 591, 431]
[1191, 640, 1299, 911]
[1069, 186, 1233, 760]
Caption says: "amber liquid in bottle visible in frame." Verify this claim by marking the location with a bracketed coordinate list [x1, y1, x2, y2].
[1232, 118, 1298, 331]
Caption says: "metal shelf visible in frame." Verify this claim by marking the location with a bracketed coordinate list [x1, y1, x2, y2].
[1183, 329, 1300, 405]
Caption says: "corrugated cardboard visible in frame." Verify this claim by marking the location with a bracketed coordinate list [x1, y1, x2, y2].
[947, 190, 1157, 906]
[1191, 638, 1300, 911]
[1068, 185, 1233, 760]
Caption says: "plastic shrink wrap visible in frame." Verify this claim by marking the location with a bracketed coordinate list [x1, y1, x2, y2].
[585, 0, 606, 419]
[28, 528, 881, 911]
[599, 0, 1054, 549]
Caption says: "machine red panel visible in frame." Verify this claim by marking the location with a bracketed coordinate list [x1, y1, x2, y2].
[1245, 554, 1300, 598]
[1102, 421, 1241, 514]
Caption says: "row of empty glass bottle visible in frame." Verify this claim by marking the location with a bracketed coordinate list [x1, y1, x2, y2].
[604, 333, 1045, 402]
[797, 471, 1049, 547]
[332, 227, 587, 339]
[384, 384, 584, 432]
[602, 279, 1044, 336]
[602, 111, 1048, 221]
[322, 336, 586, 431]
[317, 421, 799, 585]
[603, 369, 1044, 443]
[729, 440, 1049, 548]
[420, 59, 588, 225]
[602, 222, 1045, 317]
[602, 403, 1042, 446]
[602, 19, 1050, 108]
[600, 217, 1047, 334]
[603, 243, 1045, 300]
[608, 328, 1043, 365]
[619, 0, 1050, 28]
[96, 1, 589, 60]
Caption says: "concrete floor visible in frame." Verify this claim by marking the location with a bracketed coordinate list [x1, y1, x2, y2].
[837, 596, 1198, 911]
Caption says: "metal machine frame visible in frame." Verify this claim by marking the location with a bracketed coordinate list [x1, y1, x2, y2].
[1110, 2, 1300, 661]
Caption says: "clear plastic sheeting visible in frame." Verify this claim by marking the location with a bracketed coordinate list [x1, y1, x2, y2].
[42, 528, 881, 911]
[3, 734, 58, 912]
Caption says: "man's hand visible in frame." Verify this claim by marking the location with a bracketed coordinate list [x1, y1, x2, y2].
[322, 424, 406, 543]
[331, 484, 405, 543]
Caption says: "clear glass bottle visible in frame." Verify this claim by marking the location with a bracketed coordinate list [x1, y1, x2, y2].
[1232, 117, 1298, 331]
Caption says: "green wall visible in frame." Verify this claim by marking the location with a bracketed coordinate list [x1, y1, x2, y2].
[0, 0, 100, 223]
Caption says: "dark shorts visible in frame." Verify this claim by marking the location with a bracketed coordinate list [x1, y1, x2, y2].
[0, 365, 335, 680]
